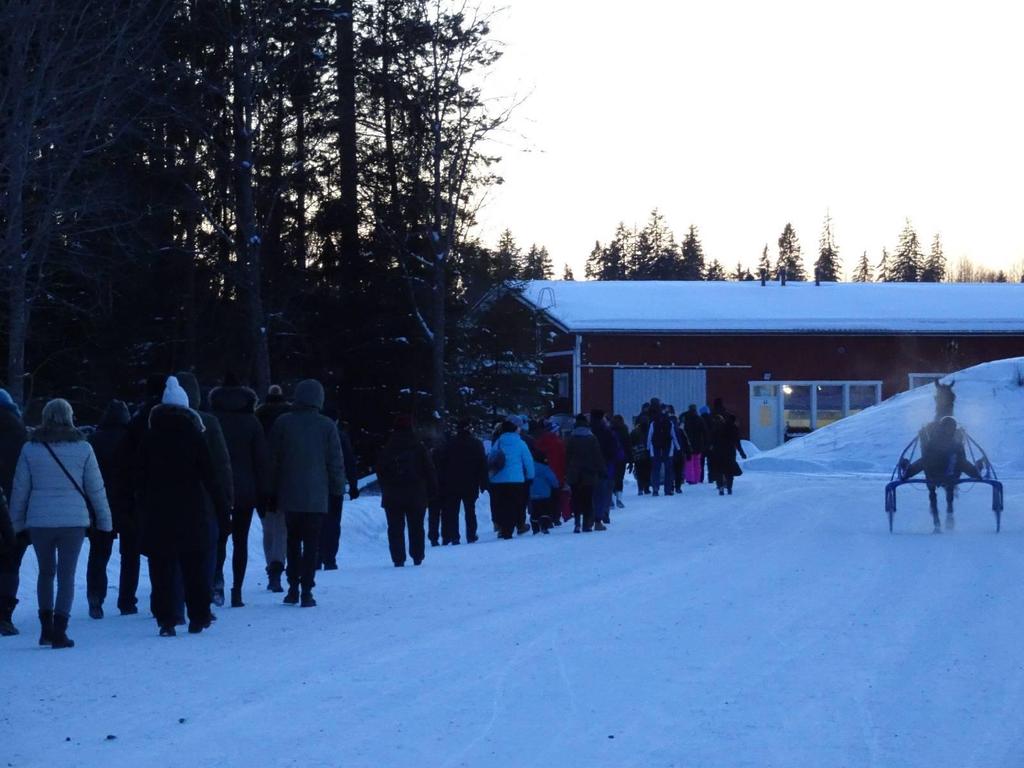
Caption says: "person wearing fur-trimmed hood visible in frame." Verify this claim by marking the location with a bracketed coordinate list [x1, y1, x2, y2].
[137, 377, 228, 636]
[10, 399, 112, 649]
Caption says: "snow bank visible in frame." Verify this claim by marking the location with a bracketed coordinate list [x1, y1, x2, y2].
[744, 357, 1024, 476]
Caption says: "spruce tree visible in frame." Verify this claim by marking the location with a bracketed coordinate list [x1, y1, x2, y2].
[876, 247, 891, 282]
[521, 244, 554, 279]
[492, 229, 522, 283]
[776, 223, 806, 280]
[814, 212, 841, 281]
[852, 251, 872, 282]
[920, 233, 946, 282]
[891, 219, 924, 282]
[562, 264, 575, 280]
[603, 224, 633, 279]
[633, 209, 680, 280]
[584, 241, 605, 280]
[679, 225, 706, 280]
[757, 245, 772, 281]
[705, 259, 727, 281]
[732, 262, 754, 281]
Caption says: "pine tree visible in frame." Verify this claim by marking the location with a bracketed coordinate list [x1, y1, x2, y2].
[877, 247, 891, 282]
[562, 263, 575, 280]
[920, 233, 946, 282]
[814, 212, 841, 281]
[776, 223, 805, 280]
[996, 270, 1008, 283]
[603, 224, 633, 280]
[679, 225, 705, 280]
[891, 219, 924, 282]
[852, 251, 872, 282]
[757, 245, 772, 281]
[705, 259, 727, 281]
[633, 209, 680, 279]
[732, 262, 754, 281]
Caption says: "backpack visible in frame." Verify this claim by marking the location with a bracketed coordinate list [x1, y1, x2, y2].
[387, 444, 420, 486]
[487, 445, 506, 473]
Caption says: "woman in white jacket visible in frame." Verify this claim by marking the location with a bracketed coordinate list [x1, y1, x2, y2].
[10, 399, 112, 648]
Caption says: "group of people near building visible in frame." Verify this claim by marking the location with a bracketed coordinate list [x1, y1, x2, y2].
[0, 372, 747, 648]
[0, 374, 357, 644]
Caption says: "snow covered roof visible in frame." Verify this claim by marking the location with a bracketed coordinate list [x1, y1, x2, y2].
[517, 280, 1024, 334]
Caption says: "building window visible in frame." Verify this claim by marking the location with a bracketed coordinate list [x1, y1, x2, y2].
[751, 380, 883, 449]
[909, 373, 944, 389]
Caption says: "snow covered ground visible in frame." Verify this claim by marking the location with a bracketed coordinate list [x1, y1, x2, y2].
[4, 469, 1023, 768]
[5, 357, 1024, 767]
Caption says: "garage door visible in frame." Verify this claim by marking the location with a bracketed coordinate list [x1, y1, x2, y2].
[612, 368, 707, 423]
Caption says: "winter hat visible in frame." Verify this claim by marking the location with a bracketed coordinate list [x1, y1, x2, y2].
[293, 379, 325, 410]
[699, 405, 710, 416]
[0, 388, 21, 418]
[507, 414, 524, 430]
[162, 376, 190, 408]
[100, 399, 130, 427]
[500, 420, 519, 434]
[574, 414, 589, 427]
[546, 418, 561, 434]
[41, 399, 75, 429]
[590, 409, 605, 423]
[268, 384, 283, 397]
[394, 413, 414, 431]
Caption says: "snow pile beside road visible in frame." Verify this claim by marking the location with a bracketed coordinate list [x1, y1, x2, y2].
[744, 357, 1024, 476]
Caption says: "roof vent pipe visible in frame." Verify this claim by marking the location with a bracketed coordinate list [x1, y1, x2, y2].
[780, 267, 787, 287]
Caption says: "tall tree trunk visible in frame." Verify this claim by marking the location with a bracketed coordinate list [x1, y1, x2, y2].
[230, 0, 271, 394]
[335, 0, 358, 279]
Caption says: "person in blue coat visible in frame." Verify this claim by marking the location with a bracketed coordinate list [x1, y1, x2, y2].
[529, 454, 559, 534]
[488, 421, 535, 539]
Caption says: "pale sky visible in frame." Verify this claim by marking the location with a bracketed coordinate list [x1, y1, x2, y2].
[474, 0, 1024, 278]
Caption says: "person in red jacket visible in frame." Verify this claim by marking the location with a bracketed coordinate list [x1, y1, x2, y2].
[533, 420, 568, 525]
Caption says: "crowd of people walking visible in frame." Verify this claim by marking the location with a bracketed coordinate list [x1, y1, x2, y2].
[0, 373, 746, 647]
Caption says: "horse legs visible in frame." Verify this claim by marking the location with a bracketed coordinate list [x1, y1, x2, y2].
[944, 485, 956, 531]
[927, 486, 941, 532]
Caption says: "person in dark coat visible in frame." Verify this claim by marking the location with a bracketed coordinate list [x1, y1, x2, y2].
[700, 405, 717, 485]
[176, 371, 234, 608]
[318, 420, 358, 569]
[137, 378, 228, 636]
[377, 415, 437, 566]
[0, 388, 27, 636]
[610, 414, 631, 509]
[119, 374, 167, 615]
[710, 413, 747, 496]
[85, 400, 132, 619]
[590, 410, 619, 524]
[630, 417, 651, 495]
[683, 404, 710, 484]
[647, 398, 680, 496]
[269, 379, 344, 606]
[435, 418, 488, 545]
[210, 379, 270, 606]
[255, 385, 291, 590]
[565, 414, 607, 533]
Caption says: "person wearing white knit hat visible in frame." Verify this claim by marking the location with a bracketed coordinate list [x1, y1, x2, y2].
[161, 376, 190, 409]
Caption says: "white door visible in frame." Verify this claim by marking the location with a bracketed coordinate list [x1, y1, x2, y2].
[749, 383, 781, 450]
[612, 368, 707, 423]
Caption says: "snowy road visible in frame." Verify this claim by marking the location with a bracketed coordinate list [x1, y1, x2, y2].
[4, 471, 1024, 768]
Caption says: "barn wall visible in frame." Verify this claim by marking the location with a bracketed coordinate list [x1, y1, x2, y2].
[572, 333, 1024, 437]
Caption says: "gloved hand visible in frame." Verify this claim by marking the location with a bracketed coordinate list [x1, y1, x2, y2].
[350, 486, 360, 501]
[329, 494, 342, 515]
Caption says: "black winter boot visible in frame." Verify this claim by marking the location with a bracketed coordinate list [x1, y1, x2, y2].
[212, 573, 225, 607]
[38, 609, 54, 646]
[230, 587, 244, 608]
[87, 593, 104, 620]
[267, 562, 284, 593]
[51, 613, 74, 649]
[283, 585, 300, 605]
[0, 597, 18, 636]
[300, 590, 316, 608]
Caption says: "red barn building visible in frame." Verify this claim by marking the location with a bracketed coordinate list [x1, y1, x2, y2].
[507, 280, 1024, 450]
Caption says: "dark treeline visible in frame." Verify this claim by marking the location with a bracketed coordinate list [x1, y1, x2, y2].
[584, 211, 1023, 285]
[0, 0, 553, 436]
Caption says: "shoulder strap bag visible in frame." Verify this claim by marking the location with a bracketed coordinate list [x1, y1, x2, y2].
[42, 443, 97, 528]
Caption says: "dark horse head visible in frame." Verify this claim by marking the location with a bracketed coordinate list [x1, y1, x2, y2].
[934, 380, 955, 419]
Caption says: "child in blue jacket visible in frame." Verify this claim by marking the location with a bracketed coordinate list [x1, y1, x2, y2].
[529, 454, 560, 534]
